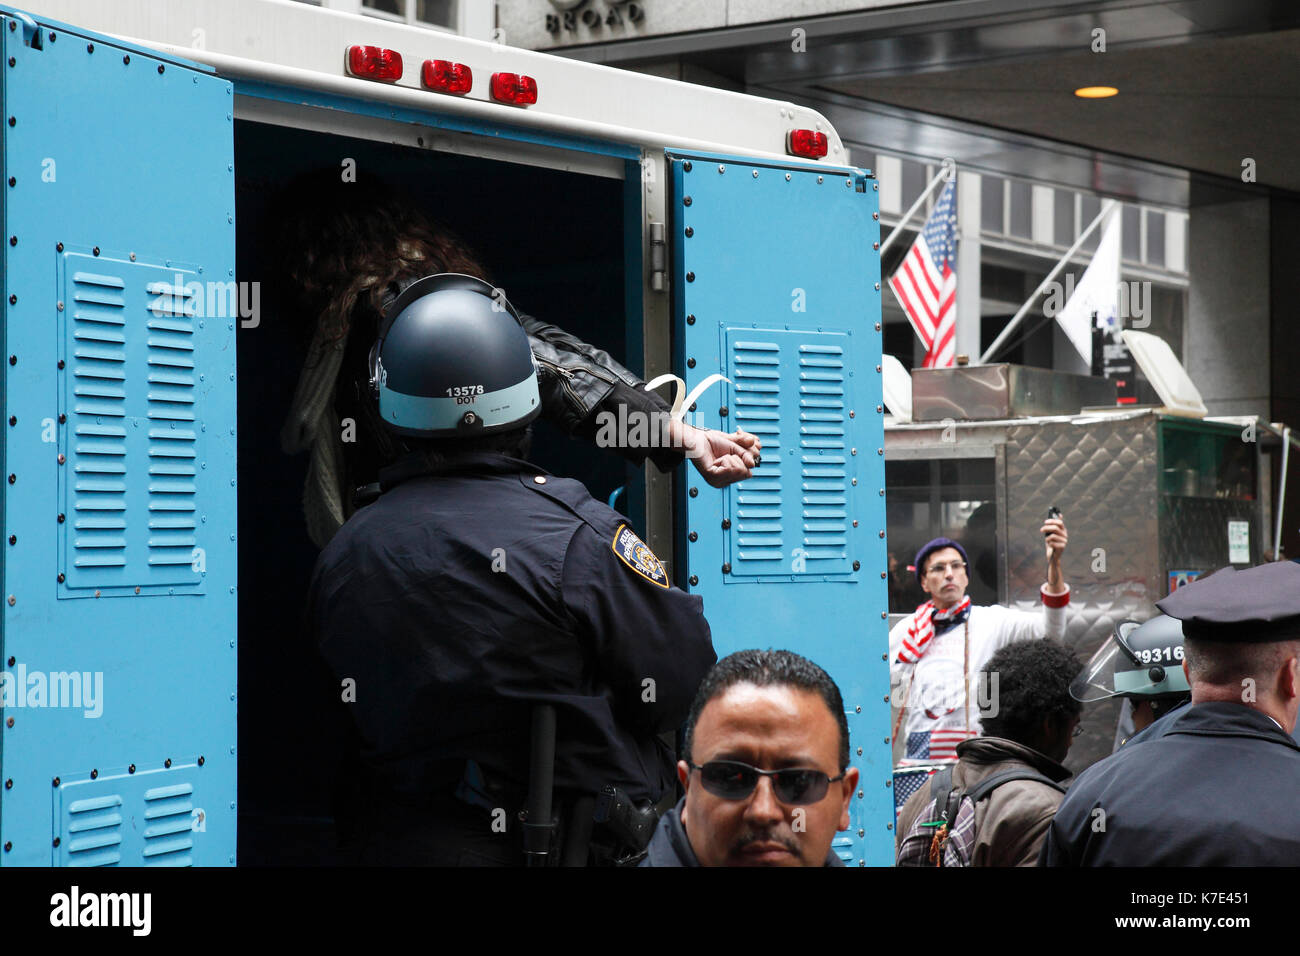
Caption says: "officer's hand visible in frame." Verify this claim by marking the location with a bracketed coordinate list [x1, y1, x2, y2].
[680, 424, 762, 488]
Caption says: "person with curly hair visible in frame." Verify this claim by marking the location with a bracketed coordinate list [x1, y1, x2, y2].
[272, 171, 760, 547]
[896, 638, 1081, 866]
[889, 521, 1070, 767]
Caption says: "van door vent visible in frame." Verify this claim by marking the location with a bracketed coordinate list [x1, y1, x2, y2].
[798, 342, 849, 566]
[61, 257, 204, 594]
[730, 339, 784, 570]
[69, 270, 129, 573]
[64, 792, 124, 867]
[144, 280, 199, 573]
[724, 330, 856, 579]
[141, 781, 195, 866]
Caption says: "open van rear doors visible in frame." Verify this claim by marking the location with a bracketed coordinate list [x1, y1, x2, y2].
[669, 153, 891, 866]
[1, 7, 237, 866]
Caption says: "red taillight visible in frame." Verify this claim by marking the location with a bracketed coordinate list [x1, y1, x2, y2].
[490, 72, 538, 106]
[787, 129, 829, 159]
[346, 45, 403, 83]
[422, 59, 473, 95]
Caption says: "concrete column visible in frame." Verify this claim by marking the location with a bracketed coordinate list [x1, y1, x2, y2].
[1187, 199, 1270, 417]
[956, 170, 981, 361]
[461, 1, 497, 40]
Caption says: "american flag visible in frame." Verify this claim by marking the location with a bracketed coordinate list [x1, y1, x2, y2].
[889, 180, 958, 368]
[903, 729, 976, 763]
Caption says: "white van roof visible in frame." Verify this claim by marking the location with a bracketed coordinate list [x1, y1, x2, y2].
[15, 0, 850, 164]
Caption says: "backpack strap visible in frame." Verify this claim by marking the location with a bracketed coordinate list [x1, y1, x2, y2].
[920, 765, 963, 866]
[927, 765, 958, 826]
[964, 768, 1066, 804]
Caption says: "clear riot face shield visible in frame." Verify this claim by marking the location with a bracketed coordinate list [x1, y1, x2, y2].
[1071, 616, 1192, 703]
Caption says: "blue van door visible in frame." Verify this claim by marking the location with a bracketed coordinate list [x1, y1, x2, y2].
[1, 9, 236, 865]
[669, 153, 891, 866]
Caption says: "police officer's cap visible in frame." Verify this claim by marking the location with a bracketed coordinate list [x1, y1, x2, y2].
[1155, 562, 1300, 642]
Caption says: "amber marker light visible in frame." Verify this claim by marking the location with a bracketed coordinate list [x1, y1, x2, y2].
[1074, 86, 1119, 98]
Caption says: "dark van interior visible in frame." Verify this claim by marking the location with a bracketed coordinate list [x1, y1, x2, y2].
[233, 119, 639, 863]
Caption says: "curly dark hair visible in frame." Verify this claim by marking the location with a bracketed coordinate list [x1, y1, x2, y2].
[978, 639, 1082, 746]
[270, 169, 492, 348]
[682, 649, 850, 771]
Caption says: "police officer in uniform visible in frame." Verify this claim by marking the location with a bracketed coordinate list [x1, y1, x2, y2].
[1040, 560, 1300, 866]
[308, 275, 717, 865]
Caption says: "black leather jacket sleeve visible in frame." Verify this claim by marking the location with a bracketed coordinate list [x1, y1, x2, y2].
[522, 312, 686, 472]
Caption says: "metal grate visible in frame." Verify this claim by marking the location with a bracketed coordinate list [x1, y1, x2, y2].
[60, 257, 204, 594]
[69, 270, 129, 575]
[64, 792, 124, 867]
[144, 280, 200, 573]
[142, 781, 195, 866]
[725, 330, 857, 579]
[730, 339, 784, 570]
[798, 343, 849, 567]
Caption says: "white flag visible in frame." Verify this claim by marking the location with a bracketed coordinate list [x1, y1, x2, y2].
[1057, 208, 1120, 365]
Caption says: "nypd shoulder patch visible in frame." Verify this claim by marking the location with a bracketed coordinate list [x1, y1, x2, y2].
[611, 523, 669, 589]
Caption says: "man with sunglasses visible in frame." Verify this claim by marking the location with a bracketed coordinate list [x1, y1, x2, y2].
[640, 649, 859, 867]
[890, 520, 1069, 768]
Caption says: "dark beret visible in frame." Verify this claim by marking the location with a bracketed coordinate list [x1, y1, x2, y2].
[914, 537, 969, 586]
[1155, 562, 1300, 642]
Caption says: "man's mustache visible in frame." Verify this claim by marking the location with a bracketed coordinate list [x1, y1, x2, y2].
[733, 829, 800, 854]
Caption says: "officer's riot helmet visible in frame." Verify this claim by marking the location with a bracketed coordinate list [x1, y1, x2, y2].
[368, 273, 541, 438]
[1071, 614, 1192, 703]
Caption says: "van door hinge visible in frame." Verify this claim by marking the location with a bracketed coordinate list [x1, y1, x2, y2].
[9, 12, 44, 49]
[648, 221, 666, 293]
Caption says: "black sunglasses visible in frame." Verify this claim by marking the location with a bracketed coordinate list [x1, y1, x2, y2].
[688, 760, 845, 805]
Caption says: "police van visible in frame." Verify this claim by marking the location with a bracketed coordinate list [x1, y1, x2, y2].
[0, 0, 890, 865]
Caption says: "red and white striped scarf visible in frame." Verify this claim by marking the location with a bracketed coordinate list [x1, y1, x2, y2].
[897, 596, 971, 664]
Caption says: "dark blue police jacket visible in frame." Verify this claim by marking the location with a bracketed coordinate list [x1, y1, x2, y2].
[309, 452, 717, 807]
[640, 799, 846, 867]
[1041, 702, 1300, 866]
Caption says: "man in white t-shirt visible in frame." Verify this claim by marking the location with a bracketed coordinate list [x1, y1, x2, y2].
[889, 518, 1069, 766]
